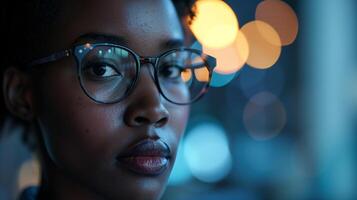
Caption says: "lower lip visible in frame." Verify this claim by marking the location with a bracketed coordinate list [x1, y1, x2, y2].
[118, 156, 169, 176]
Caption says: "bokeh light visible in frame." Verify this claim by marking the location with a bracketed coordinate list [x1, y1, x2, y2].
[17, 158, 40, 192]
[203, 30, 249, 74]
[256, 0, 299, 46]
[168, 142, 192, 186]
[241, 20, 282, 69]
[210, 69, 238, 88]
[233, 135, 294, 185]
[190, 40, 241, 87]
[189, 0, 239, 49]
[184, 122, 232, 183]
[243, 91, 287, 140]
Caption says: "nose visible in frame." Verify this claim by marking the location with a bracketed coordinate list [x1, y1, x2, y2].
[123, 65, 169, 128]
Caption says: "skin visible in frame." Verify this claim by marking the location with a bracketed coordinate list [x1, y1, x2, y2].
[3, 0, 190, 199]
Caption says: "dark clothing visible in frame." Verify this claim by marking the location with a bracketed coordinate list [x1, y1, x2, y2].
[18, 186, 38, 200]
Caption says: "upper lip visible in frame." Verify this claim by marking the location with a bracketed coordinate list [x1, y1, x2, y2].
[117, 139, 171, 159]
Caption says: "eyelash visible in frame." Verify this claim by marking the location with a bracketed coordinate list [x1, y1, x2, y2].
[83, 62, 123, 80]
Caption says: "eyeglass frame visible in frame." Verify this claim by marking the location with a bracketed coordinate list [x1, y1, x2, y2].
[26, 42, 217, 105]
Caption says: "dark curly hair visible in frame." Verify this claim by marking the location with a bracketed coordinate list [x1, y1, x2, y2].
[0, 0, 196, 143]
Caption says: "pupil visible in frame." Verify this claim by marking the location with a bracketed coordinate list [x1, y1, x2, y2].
[163, 68, 171, 76]
[93, 66, 106, 76]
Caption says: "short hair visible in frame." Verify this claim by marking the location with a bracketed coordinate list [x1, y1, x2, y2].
[1, 0, 195, 67]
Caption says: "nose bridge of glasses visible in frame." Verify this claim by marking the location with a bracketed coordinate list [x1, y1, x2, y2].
[132, 60, 166, 106]
[140, 57, 158, 66]
[136, 57, 159, 88]
[139, 56, 158, 79]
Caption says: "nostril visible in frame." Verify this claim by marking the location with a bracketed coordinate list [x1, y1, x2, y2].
[133, 116, 168, 127]
[134, 116, 150, 125]
[154, 117, 168, 128]
[125, 103, 170, 127]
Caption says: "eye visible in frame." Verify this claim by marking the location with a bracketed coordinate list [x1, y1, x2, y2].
[159, 64, 184, 79]
[84, 62, 122, 79]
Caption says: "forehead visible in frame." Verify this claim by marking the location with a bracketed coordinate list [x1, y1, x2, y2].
[49, 0, 184, 56]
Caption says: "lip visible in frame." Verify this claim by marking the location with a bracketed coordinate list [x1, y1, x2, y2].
[116, 139, 171, 176]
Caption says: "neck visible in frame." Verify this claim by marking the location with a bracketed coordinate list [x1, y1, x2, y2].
[34, 130, 104, 200]
[36, 160, 105, 200]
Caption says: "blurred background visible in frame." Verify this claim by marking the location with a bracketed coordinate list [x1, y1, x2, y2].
[1, 0, 357, 199]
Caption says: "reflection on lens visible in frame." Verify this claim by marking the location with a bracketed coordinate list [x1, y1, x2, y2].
[194, 67, 210, 83]
[79, 45, 137, 103]
[158, 50, 210, 104]
[181, 69, 193, 83]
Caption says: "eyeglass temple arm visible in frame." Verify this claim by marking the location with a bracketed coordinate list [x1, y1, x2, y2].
[27, 49, 72, 68]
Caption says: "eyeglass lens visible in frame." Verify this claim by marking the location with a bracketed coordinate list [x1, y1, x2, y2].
[78, 45, 210, 104]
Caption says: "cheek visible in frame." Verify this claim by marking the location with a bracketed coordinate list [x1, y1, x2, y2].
[33, 61, 191, 197]
[34, 64, 190, 170]
[34, 64, 121, 170]
[165, 104, 190, 158]
[169, 105, 190, 136]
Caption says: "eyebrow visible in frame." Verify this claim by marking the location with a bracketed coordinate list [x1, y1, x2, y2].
[164, 39, 184, 49]
[74, 32, 184, 50]
[75, 33, 128, 45]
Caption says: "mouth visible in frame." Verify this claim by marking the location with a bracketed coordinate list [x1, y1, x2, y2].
[116, 139, 171, 176]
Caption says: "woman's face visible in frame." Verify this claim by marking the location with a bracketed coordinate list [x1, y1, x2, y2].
[32, 0, 189, 199]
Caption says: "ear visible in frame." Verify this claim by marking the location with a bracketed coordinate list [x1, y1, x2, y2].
[2, 67, 35, 121]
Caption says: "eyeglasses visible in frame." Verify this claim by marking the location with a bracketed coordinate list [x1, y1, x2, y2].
[27, 43, 216, 105]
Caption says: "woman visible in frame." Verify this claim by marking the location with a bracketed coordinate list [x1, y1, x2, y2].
[1, 0, 215, 199]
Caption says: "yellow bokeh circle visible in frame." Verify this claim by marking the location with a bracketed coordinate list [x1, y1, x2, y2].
[189, 0, 239, 49]
[241, 20, 282, 69]
[203, 30, 249, 74]
[256, 0, 299, 46]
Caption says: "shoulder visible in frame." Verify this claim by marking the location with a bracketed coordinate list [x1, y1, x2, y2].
[18, 186, 39, 200]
